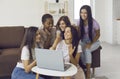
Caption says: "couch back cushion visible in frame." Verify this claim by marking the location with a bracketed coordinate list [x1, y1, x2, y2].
[0, 26, 25, 48]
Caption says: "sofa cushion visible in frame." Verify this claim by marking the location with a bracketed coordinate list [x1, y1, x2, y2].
[0, 48, 20, 61]
[0, 48, 20, 76]
[0, 26, 25, 48]
[0, 49, 2, 55]
[1, 48, 19, 54]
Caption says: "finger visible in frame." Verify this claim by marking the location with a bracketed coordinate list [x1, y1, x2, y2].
[73, 46, 76, 50]
[73, 46, 76, 51]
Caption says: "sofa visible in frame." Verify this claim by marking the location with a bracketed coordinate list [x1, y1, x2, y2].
[0, 26, 26, 77]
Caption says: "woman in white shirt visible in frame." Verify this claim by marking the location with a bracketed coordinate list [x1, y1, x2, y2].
[11, 27, 44, 79]
[56, 26, 85, 79]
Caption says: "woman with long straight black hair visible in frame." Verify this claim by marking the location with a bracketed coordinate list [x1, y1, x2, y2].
[11, 27, 44, 79]
[78, 5, 100, 79]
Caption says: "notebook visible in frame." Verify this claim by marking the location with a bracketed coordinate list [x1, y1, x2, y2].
[35, 48, 71, 71]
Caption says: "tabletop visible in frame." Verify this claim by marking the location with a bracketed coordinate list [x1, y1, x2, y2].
[32, 63, 77, 77]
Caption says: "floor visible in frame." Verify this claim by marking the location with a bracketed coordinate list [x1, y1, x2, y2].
[94, 42, 120, 79]
[1, 43, 120, 79]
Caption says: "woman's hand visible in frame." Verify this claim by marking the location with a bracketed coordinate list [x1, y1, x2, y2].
[68, 44, 79, 66]
[44, 28, 51, 35]
[85, 43, 91, 49]
[49, 46, 55, 50]
[22, 60, 37, 73]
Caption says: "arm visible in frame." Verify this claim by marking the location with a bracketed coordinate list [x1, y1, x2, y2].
[86, 30, 100, 48]
[22, 60, 36, 73]
[69, 45, 80, 66]
[92, 29, 100, 43]
[21, 46, 36, 73]
[69, 53, 80, 66]
[50, 31, 61, 50]
[86, 29, 100, 48]
[86, 20, 100, 48]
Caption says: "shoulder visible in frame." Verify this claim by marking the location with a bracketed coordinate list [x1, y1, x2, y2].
[21, 45, 30, 60]
[39, 28, 44, 33]
[76, 19, 80, 26]
[38, 29, 46, 39]
[21, 46, 29, 55]
[22, 46, 29, 51]
[93, 19, 100, 26]
[93, 19, 100, 29]
[56, 30, 61, 37]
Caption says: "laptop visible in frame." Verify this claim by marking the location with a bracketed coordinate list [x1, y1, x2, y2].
[35, 48, 71, 71]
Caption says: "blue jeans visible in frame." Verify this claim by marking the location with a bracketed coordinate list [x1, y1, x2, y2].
[11, 67, 44, 79]
[80, 40, 100, 65]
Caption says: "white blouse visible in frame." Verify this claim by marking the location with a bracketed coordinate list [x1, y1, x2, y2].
[16, 45, 35, 69]
[56, 40, 82, 63]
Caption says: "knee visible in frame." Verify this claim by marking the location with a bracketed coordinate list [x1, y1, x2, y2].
[85, 48, 91, 53]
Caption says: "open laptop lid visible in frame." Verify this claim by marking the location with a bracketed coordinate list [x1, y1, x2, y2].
[35, 48, 65, 71]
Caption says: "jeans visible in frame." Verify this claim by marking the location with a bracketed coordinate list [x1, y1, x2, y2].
[11, 67, 44, 79]
[80, 40, 100, 65]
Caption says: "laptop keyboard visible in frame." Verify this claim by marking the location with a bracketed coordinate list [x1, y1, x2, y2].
[64, 64, 71, 70]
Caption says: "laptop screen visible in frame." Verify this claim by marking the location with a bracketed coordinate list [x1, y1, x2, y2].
[35, 48, 65, 71]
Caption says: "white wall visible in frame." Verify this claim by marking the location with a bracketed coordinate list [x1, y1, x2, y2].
[95, 0, 114, 44]
[113, 0, 120, 19]
[46, 0, 74, 24]
[68, 0, 74, 24]
[113, 0, 120, 44]
[94, 0, 106, 42]
[104, 0, 113, 44]
[0, 0, 74, 27]
[0, 0, 45, 27]
[90, 0, 95, 18]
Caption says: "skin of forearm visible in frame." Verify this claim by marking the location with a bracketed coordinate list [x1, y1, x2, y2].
[24, 60, 36, 73]
[51, 37, 61, 49]
[89, 30, 100, 45]
[92, 30, 100, 43]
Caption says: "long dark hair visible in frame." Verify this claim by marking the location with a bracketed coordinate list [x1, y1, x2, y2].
[79, 5, 93, 42]
[66, 26, 79, 57]
[56, 16, 71, 39]
[24, 27, 38, 60]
